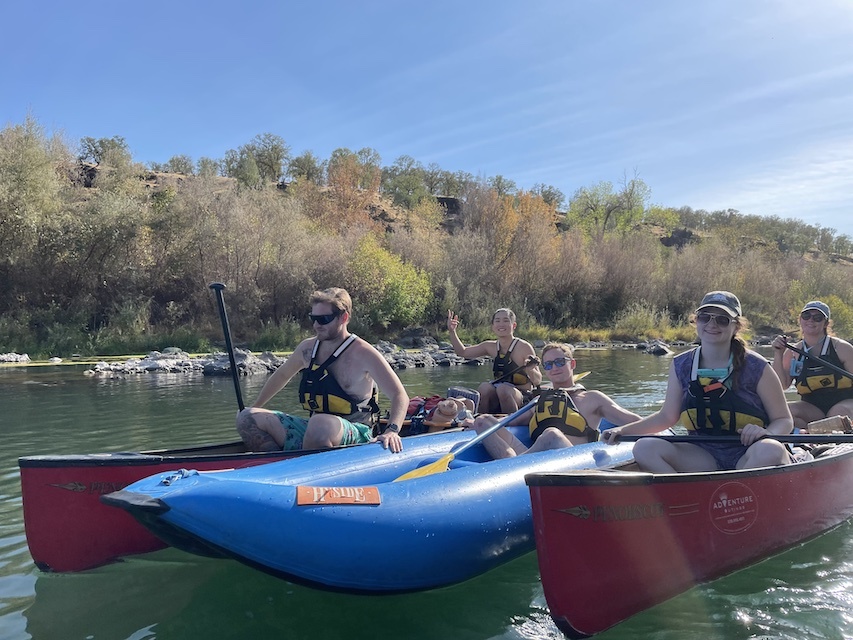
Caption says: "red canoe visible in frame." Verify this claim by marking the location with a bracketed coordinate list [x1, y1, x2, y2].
[18, 441, 314, 572]
[525, 443, 853, 638]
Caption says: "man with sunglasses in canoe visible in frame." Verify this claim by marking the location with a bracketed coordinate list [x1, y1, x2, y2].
[467, 342, 640, 459]
[771, 301, 853, 431]
[236, 288, 409, 453]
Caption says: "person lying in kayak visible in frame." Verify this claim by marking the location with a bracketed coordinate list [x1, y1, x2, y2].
[236, 288, 409, 453]
[603, 291, 794, 472]
[770, 300, 853, 431]
[466, 343, 640, 459]
[447, 307, 542, 413]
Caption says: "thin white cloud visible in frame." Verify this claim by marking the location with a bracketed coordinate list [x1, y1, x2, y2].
[677, 137, 853, 236]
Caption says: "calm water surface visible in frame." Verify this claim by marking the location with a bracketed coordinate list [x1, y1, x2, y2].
[2, 348, 852, 639]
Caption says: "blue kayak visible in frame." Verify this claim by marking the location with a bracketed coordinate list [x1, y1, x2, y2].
[103, 427, 635, 593]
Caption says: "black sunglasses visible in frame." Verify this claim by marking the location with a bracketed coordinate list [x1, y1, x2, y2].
[800, 311, 826, 322]
[695, 312, 732, 327]
[308, 311, 340, 325]
[542, 357, 568, 370]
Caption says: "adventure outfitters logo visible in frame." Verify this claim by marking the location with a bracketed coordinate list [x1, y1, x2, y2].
[709, 482, 757, 534]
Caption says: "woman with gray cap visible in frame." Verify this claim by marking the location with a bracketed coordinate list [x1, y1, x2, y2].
[771, 301, 853, 430]
[603, 291, 793, 472]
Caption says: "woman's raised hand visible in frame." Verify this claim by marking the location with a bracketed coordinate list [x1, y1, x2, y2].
[447, 310, 460, 333]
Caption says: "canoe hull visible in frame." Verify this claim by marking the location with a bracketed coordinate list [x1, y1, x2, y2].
[19, 442, 315, 572]
[526, 444, 853, 638]
[104, 430, 635, 592]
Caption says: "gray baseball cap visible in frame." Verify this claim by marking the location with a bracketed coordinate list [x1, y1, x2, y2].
[696, 291, 742, 318]
[801, 301, 830, 319]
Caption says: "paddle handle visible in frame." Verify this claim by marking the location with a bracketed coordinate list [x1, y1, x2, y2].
[209, 282, 245, 411]
[784, 341, 853, 381]
[619, 434, 853, 444]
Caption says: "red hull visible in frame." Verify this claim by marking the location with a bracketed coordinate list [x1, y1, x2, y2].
[526, 444, 853, 638]
[19, 442, 309, 572]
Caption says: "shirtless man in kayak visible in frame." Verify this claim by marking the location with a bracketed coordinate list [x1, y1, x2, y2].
[236, 288, 409, 453]
[447, 308, 542, 413]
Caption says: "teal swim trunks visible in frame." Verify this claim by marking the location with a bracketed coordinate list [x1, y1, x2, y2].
[272, 412, 374, 450]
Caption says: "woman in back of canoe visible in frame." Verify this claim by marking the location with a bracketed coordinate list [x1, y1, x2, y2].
[447, 308, 542, 413]
[468, 342, 641, 459]
[770, 301, 853, 431]
[603, 291, 794, 472]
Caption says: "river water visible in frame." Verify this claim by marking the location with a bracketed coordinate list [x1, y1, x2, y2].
[1, 348, 852, 639]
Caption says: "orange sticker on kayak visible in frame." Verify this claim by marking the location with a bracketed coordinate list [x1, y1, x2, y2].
[296, 486, 381, 506]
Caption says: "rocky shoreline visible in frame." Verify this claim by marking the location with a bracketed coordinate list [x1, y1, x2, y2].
[0, 337, 708, 376]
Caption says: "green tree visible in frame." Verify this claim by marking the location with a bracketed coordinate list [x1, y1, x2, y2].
[79, 136, 131, 165]
[531, 183, 565, 209]
[346, 236, 431, 328]
[223, 148, 262, 189]
[222, 133, 289, 186]
[288, 151, 324, 184]
[246, 132, 289, 184]
[567, 176, 650, 235]
[0, 116, 69, 263]
[382, 155, 430, 209]
[488, 174, 517, 197]
[196, 157, 219, 178]
[165, 154, 194, 175]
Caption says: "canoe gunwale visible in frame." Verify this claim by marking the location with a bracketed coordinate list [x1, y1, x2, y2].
[526, 443, 853, 487]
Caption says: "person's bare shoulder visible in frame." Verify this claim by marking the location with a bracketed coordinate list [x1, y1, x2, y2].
[294, 337, 317, 366]
[349, 336, 390, 367]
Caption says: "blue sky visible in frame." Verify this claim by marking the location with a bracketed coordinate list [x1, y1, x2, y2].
[5, 0, 853, 236]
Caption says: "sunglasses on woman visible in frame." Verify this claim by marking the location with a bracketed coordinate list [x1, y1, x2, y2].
[695, 312, 732, 327]
[800, 311, 827, 322]
[542, 357, 568, 370]
[308, 311, 340, 325]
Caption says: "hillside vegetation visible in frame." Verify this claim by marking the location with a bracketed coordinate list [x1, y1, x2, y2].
[2, 117, 852, 357]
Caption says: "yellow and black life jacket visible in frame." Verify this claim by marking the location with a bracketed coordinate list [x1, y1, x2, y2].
[529, 387, 598, 443]
[298, 335, 380, 424]
[493, 338, 529, 386]
[793, 337, 853, 396]
[679, 348, 768, 434]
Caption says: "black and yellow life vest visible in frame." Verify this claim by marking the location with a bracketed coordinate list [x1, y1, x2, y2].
[493, 338, 529, 386]
[529, 387, 598, 443]
[679, 348, 768, 434]
[793, 337, 853, 396]
[298, 335, 380, 424]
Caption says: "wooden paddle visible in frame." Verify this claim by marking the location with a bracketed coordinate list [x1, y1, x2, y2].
[393, 398, 538, 481]
[784, 341, 853, 381]
[209, 282, 245, 411]
[393, 371, 592, 481]
[618, 434, 853, 444]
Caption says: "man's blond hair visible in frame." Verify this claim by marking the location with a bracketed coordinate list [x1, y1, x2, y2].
[309, 288, 352, 316]
[541, 342, 574, 359]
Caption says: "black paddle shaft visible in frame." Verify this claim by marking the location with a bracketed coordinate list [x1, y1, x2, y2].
[619, 434, 853, 444]
[784, 341, 853, 381]
[491, 357, 540, 386]
[209, 282, 245, 411]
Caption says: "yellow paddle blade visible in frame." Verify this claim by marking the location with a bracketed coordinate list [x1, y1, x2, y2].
[574, 371, 590, 382]
[393, 453, 453, 482]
